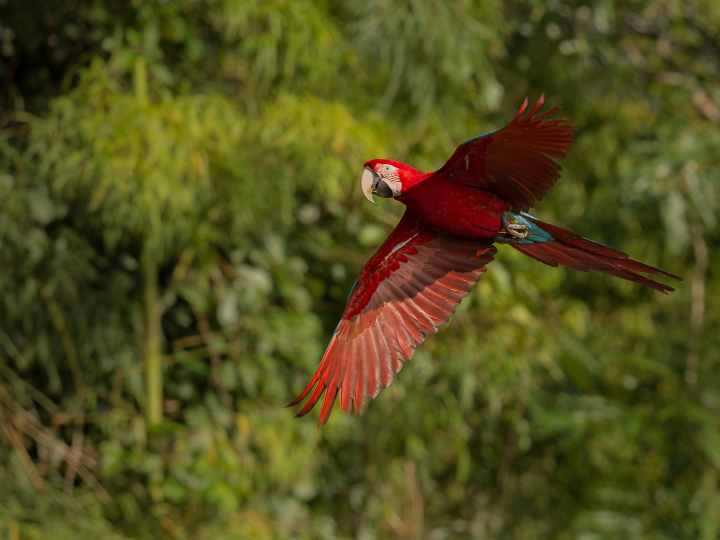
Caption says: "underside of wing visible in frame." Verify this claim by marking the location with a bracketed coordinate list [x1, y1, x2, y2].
[436, 94, 575, 213]
[288, 210, 496, 425]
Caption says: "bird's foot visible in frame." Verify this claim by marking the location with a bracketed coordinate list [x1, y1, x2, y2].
[505, 223, 529, 239]
[493, 213, 529, 244]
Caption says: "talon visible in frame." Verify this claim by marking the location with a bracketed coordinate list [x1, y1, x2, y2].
[499, 212, 529, 240]
[506, 223, 529, 239]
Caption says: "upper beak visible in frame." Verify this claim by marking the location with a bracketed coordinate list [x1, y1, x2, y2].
[361, 166, 379, 205]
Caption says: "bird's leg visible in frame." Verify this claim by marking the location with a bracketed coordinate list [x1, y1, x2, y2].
[502, 212, 529, 238]
[492, 212, 529, 244]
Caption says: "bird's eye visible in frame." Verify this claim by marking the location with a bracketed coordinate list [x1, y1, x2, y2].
[384, 165, 392, 172]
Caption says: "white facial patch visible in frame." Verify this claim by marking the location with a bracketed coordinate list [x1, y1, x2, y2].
[377, 164, 403, 195]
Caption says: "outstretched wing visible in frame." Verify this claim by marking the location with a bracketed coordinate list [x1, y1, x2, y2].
[435, 94, 575, 213]
[288, 210, 496, 425]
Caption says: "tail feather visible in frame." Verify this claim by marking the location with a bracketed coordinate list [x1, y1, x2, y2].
[521, 218, 629, 258]
[512, 214, 682, 294]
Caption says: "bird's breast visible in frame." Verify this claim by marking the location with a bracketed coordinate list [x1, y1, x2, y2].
[397, 177, 507, 238]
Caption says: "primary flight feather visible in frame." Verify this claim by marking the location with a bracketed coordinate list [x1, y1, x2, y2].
[289, 95, 682, 426]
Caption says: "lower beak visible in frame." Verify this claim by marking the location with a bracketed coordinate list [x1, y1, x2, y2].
[361, 167, 379, 205]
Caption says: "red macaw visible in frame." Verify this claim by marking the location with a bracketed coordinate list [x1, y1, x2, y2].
[289, 95, 681, 425]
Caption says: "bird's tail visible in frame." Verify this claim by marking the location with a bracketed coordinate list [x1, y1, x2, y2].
[506, 213, 682, 294]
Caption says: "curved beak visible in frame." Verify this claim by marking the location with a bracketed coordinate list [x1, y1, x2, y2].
[361, 166, 379, 205]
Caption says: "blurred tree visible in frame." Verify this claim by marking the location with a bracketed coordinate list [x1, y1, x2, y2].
[0, 0, 719, 538]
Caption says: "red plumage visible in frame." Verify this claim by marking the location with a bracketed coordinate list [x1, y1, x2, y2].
[435, 93, 575, 213]
[512, 215, 680, 294]
[290, 95, 681, 425]
[288, 210, 496, 425]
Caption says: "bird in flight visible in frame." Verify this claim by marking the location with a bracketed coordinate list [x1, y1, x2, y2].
[289, 95, 681, 425]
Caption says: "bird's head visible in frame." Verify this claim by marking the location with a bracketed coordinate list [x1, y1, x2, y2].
[360, 159, 421, 205]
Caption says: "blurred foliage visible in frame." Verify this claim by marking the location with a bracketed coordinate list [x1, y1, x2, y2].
[0, 0, 719, 538]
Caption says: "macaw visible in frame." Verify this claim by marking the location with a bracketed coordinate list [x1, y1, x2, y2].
[289, 95, 681, 426]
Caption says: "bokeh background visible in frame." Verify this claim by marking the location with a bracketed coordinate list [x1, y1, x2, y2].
[1, 1, 719, 538]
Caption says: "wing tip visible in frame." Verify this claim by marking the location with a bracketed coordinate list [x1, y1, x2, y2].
[511, 96, 530, 122]
[537, 92, 546, 109]
[286, 389, 311, 408]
